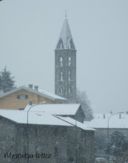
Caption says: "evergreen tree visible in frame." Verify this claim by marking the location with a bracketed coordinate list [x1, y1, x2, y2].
[0, 67, 15, 93]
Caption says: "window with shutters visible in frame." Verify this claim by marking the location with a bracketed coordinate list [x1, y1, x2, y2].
[17, 95, 28, 100]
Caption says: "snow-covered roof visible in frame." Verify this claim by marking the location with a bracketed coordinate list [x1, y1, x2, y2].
[38, 88, 65, 100]
[0, 109, 71, 126]
[0, 86, 66, 101]
[56, 18, 76, 50]
[24, 104, 80, 115]
[85, 113, 128, 129]
[57, 116, 95, 131]
[0, 109, 94, 131]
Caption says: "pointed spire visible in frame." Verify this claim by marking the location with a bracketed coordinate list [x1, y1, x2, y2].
[56, 17, 76, 50]
[65, 10, 67, 19]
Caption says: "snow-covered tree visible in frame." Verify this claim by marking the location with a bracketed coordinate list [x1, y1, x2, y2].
[75, 90, 93, 121]
[0, 67, 15, 93]
[66, 90, 93, 120]
[106, 131, 128, 163]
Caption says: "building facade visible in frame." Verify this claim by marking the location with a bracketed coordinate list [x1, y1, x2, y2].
[55, 18, 76, 101]
[0, 86, 65, 109]
[0, 109, 95, 163]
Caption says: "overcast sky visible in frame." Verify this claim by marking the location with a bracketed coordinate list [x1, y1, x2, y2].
[0, 0, 128, 113]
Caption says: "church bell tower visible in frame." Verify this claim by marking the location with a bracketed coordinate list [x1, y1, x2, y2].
[55, 17, 76, 100]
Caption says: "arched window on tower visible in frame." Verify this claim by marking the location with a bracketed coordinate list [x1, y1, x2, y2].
[57, 39, 64, 49]
[68, 70, 71, 81]
[70, 39, 75, 49]
[59, 87, 63, 95]
[59, 57, 63, 67]
[60, 72, 63, 81]
[68, 87, 72, 95]
[68, 57, 71, 66]
[67, 38, 71, 49]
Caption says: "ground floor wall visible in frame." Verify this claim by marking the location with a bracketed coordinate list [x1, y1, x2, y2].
[0, 117, 95, 163]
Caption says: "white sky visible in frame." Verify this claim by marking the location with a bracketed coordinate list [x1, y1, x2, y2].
[0, 0, 128, 113]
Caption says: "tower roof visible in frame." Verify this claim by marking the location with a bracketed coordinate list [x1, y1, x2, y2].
[56, 18, 76, 50]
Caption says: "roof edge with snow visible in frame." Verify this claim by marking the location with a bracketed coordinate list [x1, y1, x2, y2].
[0, 86, 66, 101]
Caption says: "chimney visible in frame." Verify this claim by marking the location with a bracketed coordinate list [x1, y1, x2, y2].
[28, 84, 33, 89]
[29, 101, 32, 105]
[34, 85, 38, 91]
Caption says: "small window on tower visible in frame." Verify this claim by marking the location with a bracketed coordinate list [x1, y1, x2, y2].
[70, 39, 75, 49]
[68, 57, 71, 66]
[59, 87, 63, 95]
[57, 39, 64, 49]
[59, 57, 63, 67]
[68, 71, 71, 81]
[60, 72, 63, 81]
[68, 87, 72, 94]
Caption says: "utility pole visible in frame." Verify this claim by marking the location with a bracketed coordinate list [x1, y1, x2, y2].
[75, 119, 78, 163]
[26, 103, 35, 163]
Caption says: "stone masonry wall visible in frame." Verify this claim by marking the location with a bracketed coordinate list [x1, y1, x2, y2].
[0, 117, 95, 163]
[0, 117, 17, 163]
